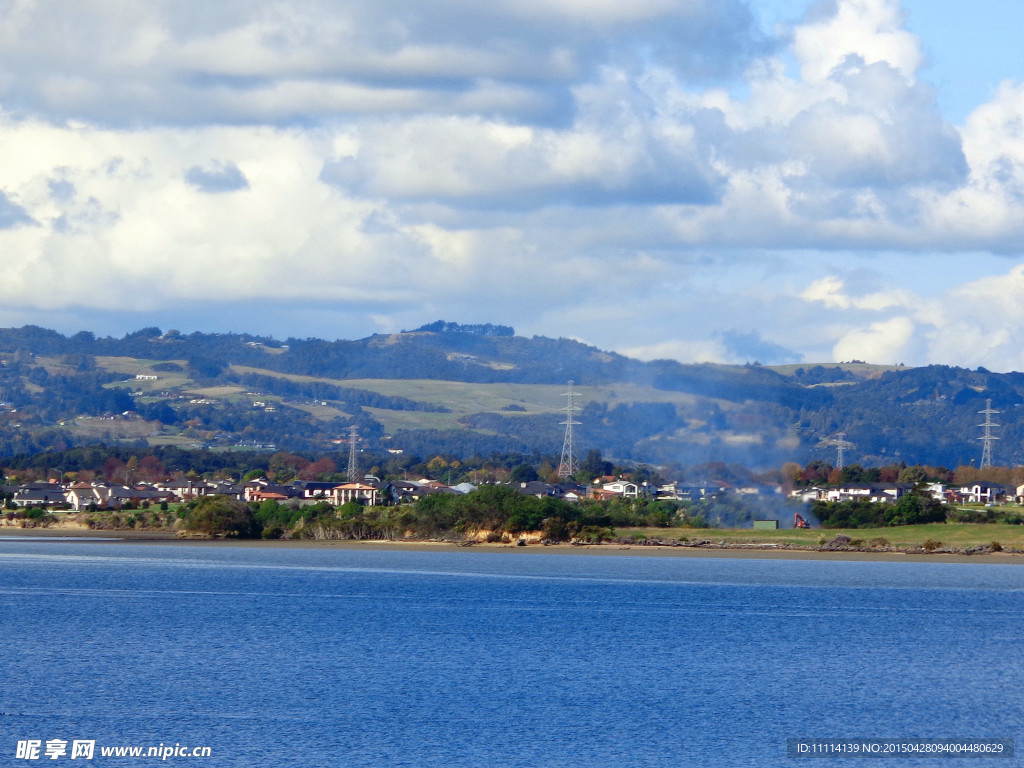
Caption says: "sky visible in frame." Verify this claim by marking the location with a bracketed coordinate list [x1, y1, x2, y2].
[2, 0, 1024, 370]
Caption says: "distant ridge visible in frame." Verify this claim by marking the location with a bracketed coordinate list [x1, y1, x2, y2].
[0, 323, 1020, 469]
[405, 321, 515, 337]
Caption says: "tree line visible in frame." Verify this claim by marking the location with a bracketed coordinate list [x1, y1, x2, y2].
[180, 485, 709, 541]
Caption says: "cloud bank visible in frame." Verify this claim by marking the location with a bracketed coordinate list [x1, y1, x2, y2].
[0, 0, 1023, 369]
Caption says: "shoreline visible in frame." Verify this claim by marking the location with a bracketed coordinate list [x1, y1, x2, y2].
[2, 526, 1023, 564]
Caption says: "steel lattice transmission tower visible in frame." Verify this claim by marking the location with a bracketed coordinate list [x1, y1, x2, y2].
[833, 432, 855, 470]
[978, 399, 1000, 468]
[346, 425, 360, 482]
[557, 381, 581, 479]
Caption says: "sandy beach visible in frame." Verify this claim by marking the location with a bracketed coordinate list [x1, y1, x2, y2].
[2, 525, 1023, 564]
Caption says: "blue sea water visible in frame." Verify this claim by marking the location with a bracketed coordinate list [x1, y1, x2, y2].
[0, 541, 1022, 767]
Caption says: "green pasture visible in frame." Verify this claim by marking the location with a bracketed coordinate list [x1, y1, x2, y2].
[620, 523, 1024, 551]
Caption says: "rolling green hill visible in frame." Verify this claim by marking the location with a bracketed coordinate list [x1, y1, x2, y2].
[0, 322, 1018, 470]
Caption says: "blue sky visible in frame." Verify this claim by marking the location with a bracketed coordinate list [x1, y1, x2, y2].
[2, 0, 1024, 370]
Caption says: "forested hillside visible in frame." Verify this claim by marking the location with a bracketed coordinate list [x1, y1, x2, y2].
[0, 322, 1017, 471]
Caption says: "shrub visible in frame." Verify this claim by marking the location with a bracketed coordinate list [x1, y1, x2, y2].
[991, 541, 1003, 552]
[297, 517, 398, 541]
[868, 537, 889, 548]
[262, 525, 284, 540]
[644, 510, 673, 528]
[573, 525, 615, 543]
[922, 539, 941, 551]
[183, 495, 260, 538]
[886, 492, 946, 526]
[815, 489, 945, 528]
[541, 517, 570, 542]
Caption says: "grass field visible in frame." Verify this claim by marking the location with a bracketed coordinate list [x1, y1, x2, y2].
[80, 357, 745, 432]
[63, 416, 161, 440]
[55, 357, 816, 449]
[618, 523, 1024, 551]
[363, 407, 467, 433]
[226, 366, 745, 436]
[288, 401, 353, 420]
[94, 356, 194, 390]
[184, 385, 248, 399]
[230, 366, 721, 412]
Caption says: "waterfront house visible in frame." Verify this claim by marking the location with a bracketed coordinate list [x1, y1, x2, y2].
[331, 482, 383, 506]
[955, 482, 1008, 505]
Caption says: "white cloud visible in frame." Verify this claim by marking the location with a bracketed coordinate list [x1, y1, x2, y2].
[0, 0, 762, 125]
[793, 0, 922, 83]
[785, 260, 1024, 371]
[624, 338, 729, 363]
[800, 275, 913, 311]
[832, 316, 915, 363]
[915, 265, 1024, 370]
[0, 0, 1022, 374]
[320, 77, 720, 208]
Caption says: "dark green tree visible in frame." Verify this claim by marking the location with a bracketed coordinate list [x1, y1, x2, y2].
[580, 449, 613, 480]
[897, 465, 929, 483]
[509, 463, 538, 483]
[184, 495, 260, 538]
[885, 486, 946, 526]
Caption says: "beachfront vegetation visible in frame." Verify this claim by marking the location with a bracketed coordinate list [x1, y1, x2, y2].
[812, 485, 947, 528]
[268, 487, 709, 542]
[182, 495, 260, 538]
[164, 487, 712, 541]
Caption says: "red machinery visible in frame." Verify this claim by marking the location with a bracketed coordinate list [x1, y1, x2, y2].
[794, 512, 810, 529]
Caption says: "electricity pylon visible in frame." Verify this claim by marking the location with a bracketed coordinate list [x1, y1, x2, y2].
[557, 381, 581, 479]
